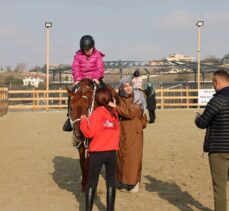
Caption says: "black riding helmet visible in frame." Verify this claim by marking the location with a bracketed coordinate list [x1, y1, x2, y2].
[80, 35, 95, 51]
[133, 69, 140, 77]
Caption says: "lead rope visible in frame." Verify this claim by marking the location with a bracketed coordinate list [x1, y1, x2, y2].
[88, 85, 97, 116]
[84, 84, 97, 158]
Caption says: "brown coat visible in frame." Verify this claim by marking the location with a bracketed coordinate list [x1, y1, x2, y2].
[116, 95, 144, 185]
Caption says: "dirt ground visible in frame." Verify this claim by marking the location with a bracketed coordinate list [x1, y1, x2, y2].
[0, 110, 224, 211]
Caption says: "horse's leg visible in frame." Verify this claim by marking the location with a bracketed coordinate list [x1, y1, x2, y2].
[78, 145, 88, 192]
[84, 151, 89, 192]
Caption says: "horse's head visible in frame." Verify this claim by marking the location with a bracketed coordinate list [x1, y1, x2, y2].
[66, 81, 94, 141]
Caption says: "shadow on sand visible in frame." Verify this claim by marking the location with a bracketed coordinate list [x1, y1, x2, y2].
[144, 175, 212, 211]
[51, 156, 106, 211]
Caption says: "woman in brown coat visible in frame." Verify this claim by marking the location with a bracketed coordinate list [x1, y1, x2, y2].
[109, 76, 146, 193]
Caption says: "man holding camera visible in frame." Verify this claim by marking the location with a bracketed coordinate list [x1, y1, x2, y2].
[195, 69, 229, 211]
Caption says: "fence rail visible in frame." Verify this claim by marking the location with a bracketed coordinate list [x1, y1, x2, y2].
[156, 88, 199, 109]
[5, 88, 200, 110]
[8, 89, 67, 110]
[0, 88, 9, 116]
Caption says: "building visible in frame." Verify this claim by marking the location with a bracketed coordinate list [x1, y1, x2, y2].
[23, 77, 44, 88]
[149, 60, 165, 66]
[223, 58, 229, 64]
[167, 53, 195, 62]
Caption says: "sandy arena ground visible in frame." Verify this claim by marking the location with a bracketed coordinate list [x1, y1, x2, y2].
[0, 110, 224, 211]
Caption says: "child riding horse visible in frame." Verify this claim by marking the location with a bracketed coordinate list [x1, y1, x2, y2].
[66, 79, 118, 192]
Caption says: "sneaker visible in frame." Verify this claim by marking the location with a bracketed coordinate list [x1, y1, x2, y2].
[129, 182, 139, 193]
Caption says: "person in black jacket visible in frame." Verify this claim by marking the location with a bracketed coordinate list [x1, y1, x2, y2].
[195, 69, 229, 211]
[144, 82, 156, 123]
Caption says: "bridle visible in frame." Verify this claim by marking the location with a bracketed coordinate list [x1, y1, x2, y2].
[69, 84, 97, 149]
[69, 95, 89, 126]
[69, 85, 97, 126]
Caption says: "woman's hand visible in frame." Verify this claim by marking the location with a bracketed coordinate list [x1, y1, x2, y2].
[93, 79, 100, 85]
[73, 81, 79, 86]
[108, 101, 116, 108]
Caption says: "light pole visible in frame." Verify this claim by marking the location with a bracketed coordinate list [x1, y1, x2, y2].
[45, 22, 52, 109]
[196, 20, 204, 107]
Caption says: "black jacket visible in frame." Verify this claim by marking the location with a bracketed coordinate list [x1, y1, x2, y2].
[195, 86, 229, 153]
[144, 87, 156, 110]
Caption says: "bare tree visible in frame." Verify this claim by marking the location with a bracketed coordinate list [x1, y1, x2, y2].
[202, 55, 221, 64]
[6, 65, 11, 72]
[14, 63, 26, 72]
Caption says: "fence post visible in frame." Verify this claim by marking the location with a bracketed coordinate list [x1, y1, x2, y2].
[186, 86, 189, 109]
[59, 87, 62, 110]
[0, 88, 9, 117]
[32, 89, 35, 110]
[0, 88, 2, 116]
[46, 90, 49, 111]
[6, 88, 8, 113]
[36, 91, 38, 107]
[161, 87, 164, 109]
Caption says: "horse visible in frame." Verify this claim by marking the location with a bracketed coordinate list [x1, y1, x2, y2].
[66, 79, 118, 192]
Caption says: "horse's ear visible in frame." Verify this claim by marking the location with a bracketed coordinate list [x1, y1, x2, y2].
[66, 87, 74, 97]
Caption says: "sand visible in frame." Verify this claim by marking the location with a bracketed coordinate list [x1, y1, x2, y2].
[0, 110, 221, 211]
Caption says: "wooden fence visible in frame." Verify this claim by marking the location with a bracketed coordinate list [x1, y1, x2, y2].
[8, 89, 67, 110]
[4, 88, 199, 111]
[0, 88, 9, 116]
[157, 88, 198, 109]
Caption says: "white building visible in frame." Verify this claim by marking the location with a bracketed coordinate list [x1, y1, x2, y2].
[167, 53, 195, 62]
[23, 77, 44, 88]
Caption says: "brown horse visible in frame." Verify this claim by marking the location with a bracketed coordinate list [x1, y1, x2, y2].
[66, 79, 118, 192]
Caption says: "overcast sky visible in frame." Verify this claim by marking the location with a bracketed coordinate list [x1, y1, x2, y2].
[1, 0, 229, 69]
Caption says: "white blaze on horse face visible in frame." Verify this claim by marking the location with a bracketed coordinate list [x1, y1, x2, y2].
[82, 95, 88, 99]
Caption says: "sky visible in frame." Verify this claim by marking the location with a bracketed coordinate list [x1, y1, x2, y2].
[1, 0, 229, 69]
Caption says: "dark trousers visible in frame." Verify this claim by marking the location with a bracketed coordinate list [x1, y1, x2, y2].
[88, 151, 117, 189]
[209, 153, 229, 211]
[148, 109, 155, 123]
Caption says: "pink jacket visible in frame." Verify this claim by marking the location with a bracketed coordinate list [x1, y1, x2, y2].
[72, 48, 105, 81]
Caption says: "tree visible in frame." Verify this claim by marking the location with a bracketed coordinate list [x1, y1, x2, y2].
[37, 82, 46, 90]
[14, 63, 26, 72]
[4, 76, 23, 85]
[222, 54, 229, 60]
[202, 55, 221, 64]
[6, 65, 11, 72]
[41, 64, 47, 73]
[29, 66, 42, 72]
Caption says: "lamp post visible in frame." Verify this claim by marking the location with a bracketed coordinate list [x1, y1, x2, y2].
[45, 22, 52, 109]
[196, 20, 204, 107]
